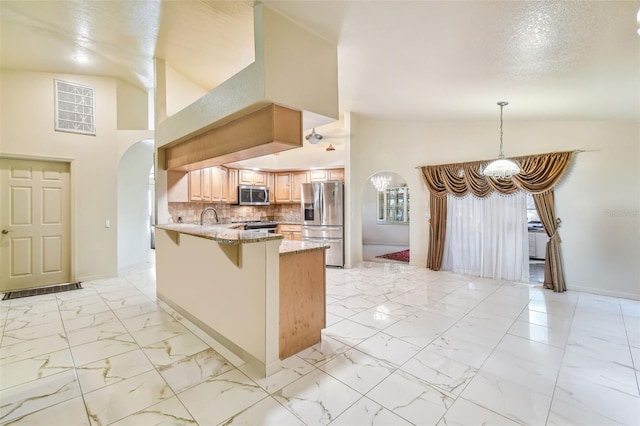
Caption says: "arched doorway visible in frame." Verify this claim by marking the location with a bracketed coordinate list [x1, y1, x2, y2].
[362, 172, 410, 263]
[117, 139, 154, 271]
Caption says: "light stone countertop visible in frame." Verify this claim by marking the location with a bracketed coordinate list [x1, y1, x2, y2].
[155, 224, 328, 257]
[278, 239, 330, 256]
[155, 223, 283, 245]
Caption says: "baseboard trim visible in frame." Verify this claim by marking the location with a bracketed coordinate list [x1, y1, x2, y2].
[566, 284, 640, 301]
[75, 272, 118, 282]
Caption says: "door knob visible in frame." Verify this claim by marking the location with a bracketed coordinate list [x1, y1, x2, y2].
[1, 229, 11, 234]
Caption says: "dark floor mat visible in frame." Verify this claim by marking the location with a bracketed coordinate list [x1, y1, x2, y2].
[2, 282, 83, 300]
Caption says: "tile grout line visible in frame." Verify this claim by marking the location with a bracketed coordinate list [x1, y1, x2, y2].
[543, 290, 579, 426]
[429, 280, 540, 426]
[619, 303, 640, 398]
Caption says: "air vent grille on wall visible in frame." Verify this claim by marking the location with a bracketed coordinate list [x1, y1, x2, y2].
[54, 79, 96, 135]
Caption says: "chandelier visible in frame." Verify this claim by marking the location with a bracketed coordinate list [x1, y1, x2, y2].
[483, 101, 521, 179]
[371, 175, 391, 192]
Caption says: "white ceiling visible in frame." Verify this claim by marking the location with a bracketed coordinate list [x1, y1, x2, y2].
[1, 0, 638, 123]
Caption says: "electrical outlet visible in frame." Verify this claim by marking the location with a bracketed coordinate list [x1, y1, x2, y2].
[105, 219, 111, 228]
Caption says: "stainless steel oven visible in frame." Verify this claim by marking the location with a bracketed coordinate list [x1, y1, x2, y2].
[243, 221, 278, 233]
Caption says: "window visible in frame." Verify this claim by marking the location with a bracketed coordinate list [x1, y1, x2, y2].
[54, 79, 96, 135]
[377, 186, 410, 223]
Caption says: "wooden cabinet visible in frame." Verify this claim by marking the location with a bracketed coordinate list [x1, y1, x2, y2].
[277, 224, 302, 241]
[239, 169, 268, 186]
[275, 171, 309, 203]
[211, 167, 228, 202]
[227, 168, 238, 204]
[189, 168, 212, 202]
[310, 168, 344, 182]
[274, 173, 291, 203]
[279, 248, 326, 359]
[310, 170, 327, 182]
[328, 168, 344, 181]
[185, 167, 340, 204]
[190, 166, 231, 203]
[266, 172, 275, 195]
[291, 171, 308, 202]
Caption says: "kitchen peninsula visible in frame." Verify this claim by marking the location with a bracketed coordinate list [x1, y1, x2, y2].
[154, 223, 328, 377]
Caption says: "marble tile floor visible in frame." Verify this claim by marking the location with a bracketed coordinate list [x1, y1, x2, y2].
[1, 258, 639, 426]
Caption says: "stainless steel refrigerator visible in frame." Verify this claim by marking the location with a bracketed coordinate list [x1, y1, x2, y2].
[301, 182, 344, 267]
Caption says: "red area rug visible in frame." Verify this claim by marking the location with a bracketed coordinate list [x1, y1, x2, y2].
[376, 249, 410, 262]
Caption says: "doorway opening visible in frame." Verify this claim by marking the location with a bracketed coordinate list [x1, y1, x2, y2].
[362, 172, 410, 263]
[527, 193, 546, 284]
[117, 139, 154, 272]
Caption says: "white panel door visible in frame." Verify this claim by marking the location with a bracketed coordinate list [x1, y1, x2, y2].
[0, 159, 71, 291]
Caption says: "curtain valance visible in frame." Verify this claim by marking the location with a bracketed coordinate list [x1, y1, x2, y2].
[421, 150, 574, 292]
[421, 151, 573, 198]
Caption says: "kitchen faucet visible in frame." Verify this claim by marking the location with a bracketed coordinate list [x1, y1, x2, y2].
[200, 206, 219, 225]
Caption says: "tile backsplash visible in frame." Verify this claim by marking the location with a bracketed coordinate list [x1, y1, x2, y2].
[168, 202, 302, 224]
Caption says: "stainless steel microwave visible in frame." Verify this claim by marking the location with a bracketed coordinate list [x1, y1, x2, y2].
[236, 185, 270, 205]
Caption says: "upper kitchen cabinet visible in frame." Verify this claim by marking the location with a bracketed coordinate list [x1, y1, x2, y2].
[211, 167, 229, 202]
[189, 168, 212, 202]
[227, 169, 239, 204]
[189, 166, 230, 203]
[310, 168, 344, 182]
[275, 171, 309, 203]
[239, 169, 268, 186]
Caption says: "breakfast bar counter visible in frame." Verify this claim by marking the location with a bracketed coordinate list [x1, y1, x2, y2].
[154, 224, 328, 376]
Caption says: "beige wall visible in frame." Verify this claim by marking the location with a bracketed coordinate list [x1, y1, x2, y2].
[165, 64, 208, 118]
[0, 69, 152, 281]
[350, 114, 640, 299]
[116, 79, 149, 130]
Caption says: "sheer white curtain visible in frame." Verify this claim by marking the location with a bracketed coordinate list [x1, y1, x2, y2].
[442, 191, 529, 282]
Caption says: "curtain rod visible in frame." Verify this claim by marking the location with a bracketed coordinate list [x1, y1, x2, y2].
[413, 149, 591, 169]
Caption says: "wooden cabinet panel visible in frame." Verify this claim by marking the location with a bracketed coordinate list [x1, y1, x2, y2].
[189, 169, 203, 201]
[310, 170, 327, 182]
[211, 167, 228, 202]
[328, 168, 344, 181]
[310, 168, 344, 182]
[291, 171, 309, 203]
[253, 171, 267, 186]
[211, 167, 221, 201]
[201, 168, 212, 202]
[274, 173, 292, 203]
[275, 171, 308, 203]
[277, 224, 302, 241]
[228, 168, 238, 204]
[266, 172, 275, 194]
[239, 169, 254, 185]
[239, 169, 268, 186]
[279, 249, 326, 358]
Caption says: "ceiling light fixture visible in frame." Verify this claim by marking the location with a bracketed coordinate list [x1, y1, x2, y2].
[305, 128, 323, 144]
[483, 101, 521, 179]
[326, 144, 335, 152]
[74, 54, 89, 63]
[371, 175, 391, 192]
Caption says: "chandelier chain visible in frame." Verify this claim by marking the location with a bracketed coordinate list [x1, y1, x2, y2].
[499, 104, 503, 157]
[498, 101, 508, 158]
